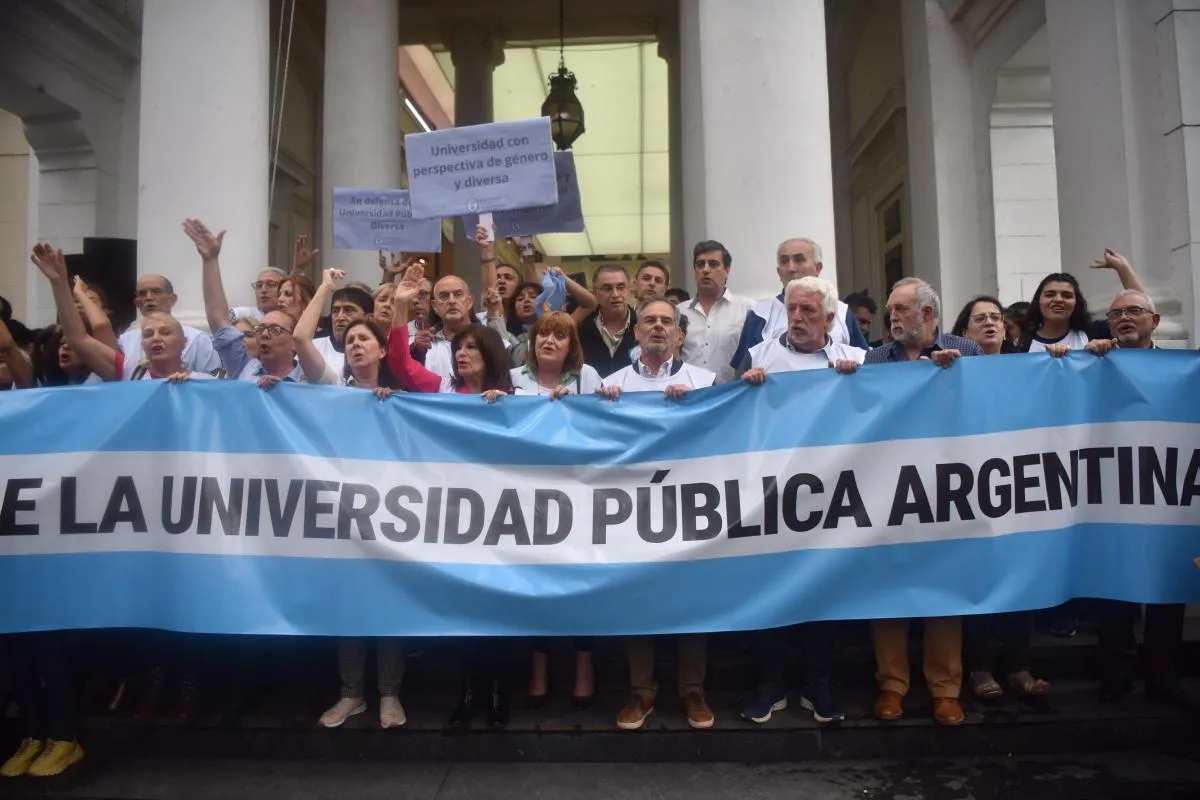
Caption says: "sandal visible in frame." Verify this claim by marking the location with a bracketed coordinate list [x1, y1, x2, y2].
[970, 670, 1003, 699]
[1008, 671, 1050, 697]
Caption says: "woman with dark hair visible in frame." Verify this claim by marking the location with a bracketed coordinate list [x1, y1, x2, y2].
[950, 296, 1014, 355]
[1003, 302, 1030, 350]
[949, 296, 1048, 702]
[1018, 273, 1100, 354]
[289, 269, 407, 729]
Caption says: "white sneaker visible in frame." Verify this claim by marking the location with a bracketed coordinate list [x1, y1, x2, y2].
[380, 695, 407, 729]
[319, 697, 366, 728]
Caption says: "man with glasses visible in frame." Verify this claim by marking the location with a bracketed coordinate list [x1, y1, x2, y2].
[184, 218, 304, 382]
[423, 275, 477, 378]
[1062, 290, 1196, 710]
[680, 240, 752, 384]
[579, 264, 638, 378]
[229, 268, 287, 324]
[117, 274, 221, 378]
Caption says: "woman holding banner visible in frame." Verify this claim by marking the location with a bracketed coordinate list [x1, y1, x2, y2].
[509, 311, 602, 398]
[288, 268, 407, 728]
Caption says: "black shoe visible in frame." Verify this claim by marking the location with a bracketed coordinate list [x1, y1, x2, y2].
[571, 675, 598, 711]
[487, 679, 511, 729]
[450, 678, 478, 729]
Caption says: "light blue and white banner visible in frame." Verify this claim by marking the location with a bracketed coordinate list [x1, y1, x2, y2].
[331, 188, 443, 252]
[0, 351, 1198, 637]
[405, 117, 558, 219]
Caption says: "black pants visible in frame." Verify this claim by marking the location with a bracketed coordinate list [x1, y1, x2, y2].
[964, 612, 1034, 675]
[1096, 601, 1184, 686]
[9, 632, 75, 741]
[750, 622, 836, 692]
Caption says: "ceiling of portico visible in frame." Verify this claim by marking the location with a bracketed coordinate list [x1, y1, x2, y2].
[429, 41, 669, 258]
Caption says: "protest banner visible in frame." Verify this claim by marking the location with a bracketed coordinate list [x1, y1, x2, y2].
[1, 352, 1198, 637]
[405, 118, 557, 219]
[493, 151, 584, 237]
[332, 188, 442, 252]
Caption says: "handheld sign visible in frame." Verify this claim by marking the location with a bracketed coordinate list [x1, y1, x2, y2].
[493, 151, 585, 237]
[332, 188, 442, 253]
[405, 117, 558, 219]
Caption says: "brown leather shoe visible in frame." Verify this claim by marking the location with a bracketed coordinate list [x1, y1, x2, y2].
[616, 694, 654, 730]
[874, 689, 904, 720]
[933, 697, 965, 726]
[682, 691, 715, 729]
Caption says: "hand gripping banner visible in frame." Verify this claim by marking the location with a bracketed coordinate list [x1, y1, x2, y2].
[1, 351, 1198, 636]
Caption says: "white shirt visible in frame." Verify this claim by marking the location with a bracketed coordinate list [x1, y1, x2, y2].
[228, 306, 265, 324]
[313, 335, 345, 375]
[1027, 328, 1090, 353]
[602, 358, 716, 393]
[754, 296, 857, 348]
[681, 288, 753, 385]
[749, 334, 867, 373]
[511, 364, 603, 396]
[118, 324, 221, 379]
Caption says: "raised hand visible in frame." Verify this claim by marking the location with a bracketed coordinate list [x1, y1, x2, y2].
[72, 275, 90, 299]
[31, 243, 68, 283]
[182, 218, 226, 261]
[484, 286, 504, 316]
[292, 234, 319, 274]
[321, 268, 345, 290]
[1090, 248, 1130, 272]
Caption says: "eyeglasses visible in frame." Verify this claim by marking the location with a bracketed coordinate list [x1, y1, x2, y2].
[249, 323, 292, 338]
[970, 313, 1003, 324]
[1106, 306, 1150, 321]
[250, 280, 282, 290]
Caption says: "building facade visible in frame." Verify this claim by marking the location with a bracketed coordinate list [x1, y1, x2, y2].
[0, 0, 1196, 346]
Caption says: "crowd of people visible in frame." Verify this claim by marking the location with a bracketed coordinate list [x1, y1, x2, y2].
[0, 220, 1193, 780]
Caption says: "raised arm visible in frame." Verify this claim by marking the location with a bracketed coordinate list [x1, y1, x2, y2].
[386, 262, 441, 392]
[0, 316, 31, 388]
[477, 224, 496, 292]
[291, 233, 319, 278]
[72, 276, 118, 349]
[1091, 248, 1146, 294]
[31, 244, 120, 381]
[554, 267, 598, 325]
[182, 218, 232, 333]
[294, 268, 342, 383]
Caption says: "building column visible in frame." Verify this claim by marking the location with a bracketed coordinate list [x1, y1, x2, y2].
[1046, 0, 1187, 342]
[659, 23, 686, 291]
[1154, 3, 1200, 346]
[137, 0, 270, 330]
[321, 0, 402, 287]
[901, 0, 986, 322]
[678, 0, 836, 300]
[447, 24, 504, 297]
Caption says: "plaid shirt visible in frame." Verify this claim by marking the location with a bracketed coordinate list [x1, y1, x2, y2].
[864, 330, 984, 364]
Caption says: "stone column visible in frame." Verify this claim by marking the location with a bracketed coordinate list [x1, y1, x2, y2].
[446, 24, 504, 297]
[137, 0, 270, 330]
[321, 0, 403, 287]
[659, 23, 687, 291]
[901, 0, 985, 321]
[1046, 0, 1187, 342]
[1154, 3, 1200, 346]
[678, 0, 836, 300]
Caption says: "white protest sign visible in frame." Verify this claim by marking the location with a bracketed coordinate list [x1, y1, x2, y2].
[332, 189, 443, 252]
[405, 117, 558, 219]
[493, 151, 584, 237]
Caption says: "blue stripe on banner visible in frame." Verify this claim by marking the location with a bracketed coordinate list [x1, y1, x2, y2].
[2, 523, 1198, 636]
[0, 350, 1197, 466]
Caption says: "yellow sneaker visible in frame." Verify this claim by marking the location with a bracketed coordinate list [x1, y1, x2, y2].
[25, 739, 84, 778]
[0, 738, 44, 778]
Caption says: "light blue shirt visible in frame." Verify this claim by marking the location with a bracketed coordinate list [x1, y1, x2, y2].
[212, 325, 305, 382]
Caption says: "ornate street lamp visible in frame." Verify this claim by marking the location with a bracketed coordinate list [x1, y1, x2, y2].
[541, 0, 585, 150]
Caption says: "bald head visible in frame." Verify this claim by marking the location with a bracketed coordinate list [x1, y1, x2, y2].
[433, 275, 473, 330]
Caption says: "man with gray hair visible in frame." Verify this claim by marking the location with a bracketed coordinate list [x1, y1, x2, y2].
[865, 277, 982, 366]
[229, 266, 288, 323]
[862, 276, 980, 727]
[730, 237, 869, 372]
[737, 275, 864, 726]
[118, 273, 221, 378]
